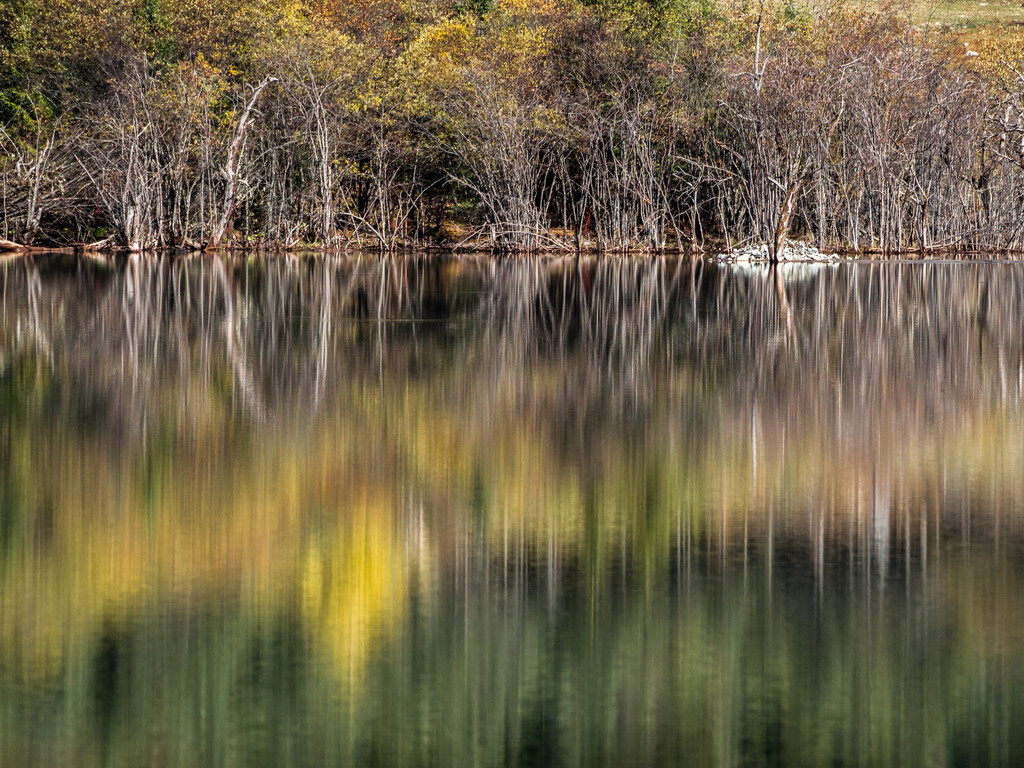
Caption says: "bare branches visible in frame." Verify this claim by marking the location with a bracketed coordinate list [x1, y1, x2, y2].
[209, 76, 278, 249]
[7, 4, 1024, 255]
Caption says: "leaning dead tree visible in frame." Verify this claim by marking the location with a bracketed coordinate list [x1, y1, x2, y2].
[208, 76, 278, 249]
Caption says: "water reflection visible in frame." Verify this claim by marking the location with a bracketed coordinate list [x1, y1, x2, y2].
[1, 255, 1024, 766]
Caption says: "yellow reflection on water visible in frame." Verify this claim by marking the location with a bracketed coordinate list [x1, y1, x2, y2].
[301, 490, 409, 689]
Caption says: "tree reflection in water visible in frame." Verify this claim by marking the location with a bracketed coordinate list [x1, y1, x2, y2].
[1, 255, 1023, 766]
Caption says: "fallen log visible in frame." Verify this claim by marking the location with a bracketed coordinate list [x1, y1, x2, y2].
[81, 236, 115, 251]
[0, 238, 27, 252]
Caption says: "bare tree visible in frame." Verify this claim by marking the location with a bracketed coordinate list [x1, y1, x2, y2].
[208, 76, 277, 249]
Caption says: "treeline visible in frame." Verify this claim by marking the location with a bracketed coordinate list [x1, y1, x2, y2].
[2, 0, 1024, 254]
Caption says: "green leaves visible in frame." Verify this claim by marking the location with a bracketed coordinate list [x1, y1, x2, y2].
[580, 0, 718, 40]
[456, 0, 494, 18]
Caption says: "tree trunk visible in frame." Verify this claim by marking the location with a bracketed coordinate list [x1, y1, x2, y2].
[771, 181, 801, 262]
[209, 77, 277, 249]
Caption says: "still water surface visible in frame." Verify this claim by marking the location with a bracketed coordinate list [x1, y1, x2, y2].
[1, 255, 1024, 767]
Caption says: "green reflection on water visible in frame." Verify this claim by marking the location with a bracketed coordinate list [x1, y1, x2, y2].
[1, 255, 1023, 766]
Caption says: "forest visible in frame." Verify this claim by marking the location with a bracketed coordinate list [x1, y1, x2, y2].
[3, 0, 1024, 255]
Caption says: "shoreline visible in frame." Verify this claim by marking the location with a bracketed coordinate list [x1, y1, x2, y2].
[6, 233, 1024, 262]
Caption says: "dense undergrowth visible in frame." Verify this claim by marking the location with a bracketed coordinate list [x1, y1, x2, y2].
[2, 0, 1024, 254]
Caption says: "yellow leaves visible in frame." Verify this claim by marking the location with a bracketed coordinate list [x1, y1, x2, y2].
[402, 16, 476, 92]
[497, 0, 561, 17]
[398, 19, 476, 110]
[964, 28, 1024, 88]
[402, 0, 564, 118]
[410, 17, 475, 63]
[481, 0, 565, 78]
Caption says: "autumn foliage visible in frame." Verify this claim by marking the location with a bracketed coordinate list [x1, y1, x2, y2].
[2, 0, 1024, 253]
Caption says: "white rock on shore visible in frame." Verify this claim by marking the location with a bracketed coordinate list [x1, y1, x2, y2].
[715, 240, 839, 263]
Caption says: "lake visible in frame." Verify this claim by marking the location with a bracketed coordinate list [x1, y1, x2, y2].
[1, 255, 1023, 767]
